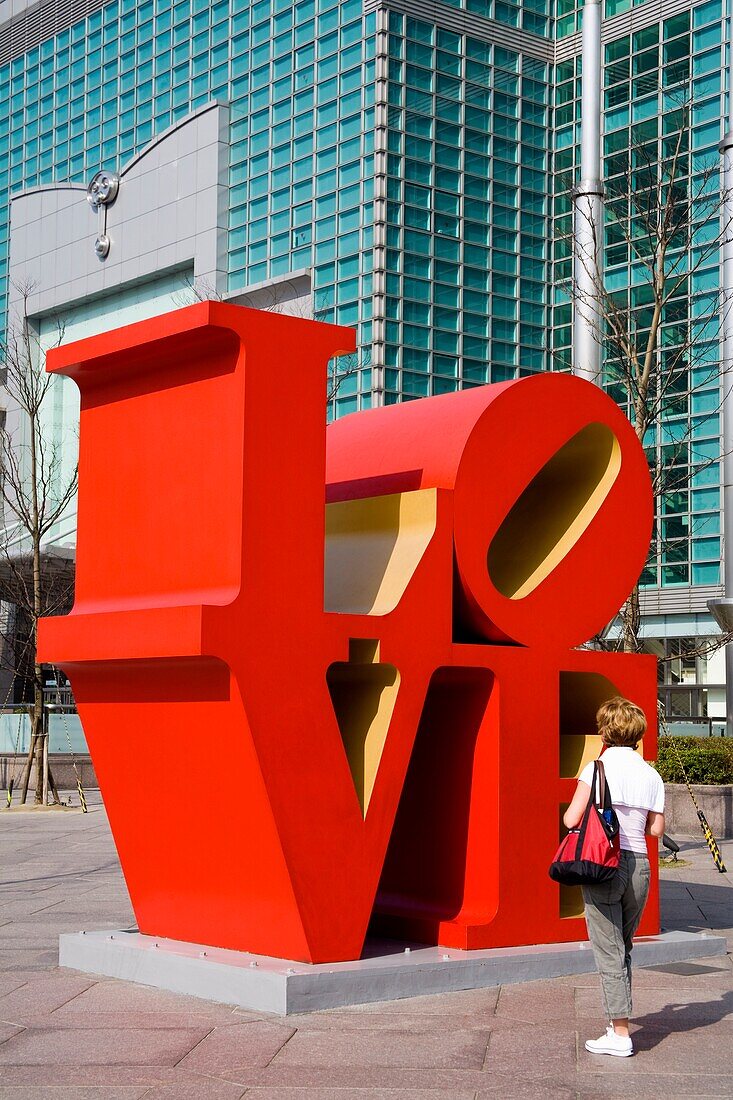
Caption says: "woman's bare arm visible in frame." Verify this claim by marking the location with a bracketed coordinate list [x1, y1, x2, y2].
[563, 781, 591, 829]
[646, 810, 665, 837]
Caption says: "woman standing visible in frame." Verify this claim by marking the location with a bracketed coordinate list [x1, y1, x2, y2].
[563, 696, 665, 1057]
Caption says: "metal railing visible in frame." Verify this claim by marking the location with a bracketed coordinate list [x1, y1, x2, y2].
[663, 716, 728, 738]
[42, 683, 75, 708]
[1, 701, 87, 808]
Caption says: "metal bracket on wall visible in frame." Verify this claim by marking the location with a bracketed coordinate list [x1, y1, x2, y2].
[86, 170, 119, 259]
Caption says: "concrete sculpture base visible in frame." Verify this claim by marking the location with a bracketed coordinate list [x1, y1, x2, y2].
[59, 928, 727, 1016]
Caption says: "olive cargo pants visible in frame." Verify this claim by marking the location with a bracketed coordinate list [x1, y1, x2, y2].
[582, 850, 651, 1019]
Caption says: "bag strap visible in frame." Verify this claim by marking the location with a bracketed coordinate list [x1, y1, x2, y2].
[574, 759, 613, 859]
[574, 760, 600, 859]
[594, 758, 613, 812]
[596, 758, 606, 808]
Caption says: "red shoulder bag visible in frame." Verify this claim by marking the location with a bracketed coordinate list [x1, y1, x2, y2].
[549, 759, 620, 886]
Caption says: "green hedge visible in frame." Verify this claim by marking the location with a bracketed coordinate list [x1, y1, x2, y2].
[656, 736, 733, 785]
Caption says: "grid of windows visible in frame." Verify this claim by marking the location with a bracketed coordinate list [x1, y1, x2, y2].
[552, 0, 724, 589]
[556, 0, 656, 39]
[225, 0, 376, 418]
[0, 0, 376, 415]
[382, 13, 550, 403]
[0, 0, 728, 529]
[423, 0, 552, 39]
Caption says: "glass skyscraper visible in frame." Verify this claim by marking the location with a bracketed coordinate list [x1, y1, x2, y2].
[0, 0, 729, 722]
[552, 0, 728, 722]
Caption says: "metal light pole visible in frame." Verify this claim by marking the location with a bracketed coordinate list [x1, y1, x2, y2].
[572, 0, 604, 384]
[708, 4, 733, 736]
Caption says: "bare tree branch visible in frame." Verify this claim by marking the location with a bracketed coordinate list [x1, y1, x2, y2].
[0, 282, 77, 803]
[560, 96, 732, 654]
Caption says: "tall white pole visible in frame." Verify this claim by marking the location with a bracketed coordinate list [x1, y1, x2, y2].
[708, 4, 733, 735]
[572, 0, 604, 384]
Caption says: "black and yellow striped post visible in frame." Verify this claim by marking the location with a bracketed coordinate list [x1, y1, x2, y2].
[76, 776, 88, 814]
[661, 710, 727, 874]
[695, 808, 727, 873]
[57, 705, 89, 814]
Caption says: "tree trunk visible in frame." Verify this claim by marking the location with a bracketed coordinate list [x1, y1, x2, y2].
[47, 763, 60, 804]
[622, 583, 641, 653]
[32, 672, 44, 803]
[42, 720, 49, 806]
[19, 728, 37, 805]
[28, 390, 44, 803]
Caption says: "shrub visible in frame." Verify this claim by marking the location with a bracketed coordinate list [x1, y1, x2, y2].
[656, 736, 733, 785]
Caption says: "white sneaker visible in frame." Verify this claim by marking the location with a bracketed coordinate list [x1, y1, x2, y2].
[585, 1026, 634, 1057]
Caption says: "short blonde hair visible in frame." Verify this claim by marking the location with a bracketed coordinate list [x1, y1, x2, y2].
[596, 696, 647, 749]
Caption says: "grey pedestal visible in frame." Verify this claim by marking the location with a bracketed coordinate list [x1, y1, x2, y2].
[59, 927, 727, 1016]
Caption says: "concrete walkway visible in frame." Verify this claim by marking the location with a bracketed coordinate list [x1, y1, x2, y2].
[0, 793, 731, 1098]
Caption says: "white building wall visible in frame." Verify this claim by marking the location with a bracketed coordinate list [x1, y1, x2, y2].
[4, 101, 231, 559]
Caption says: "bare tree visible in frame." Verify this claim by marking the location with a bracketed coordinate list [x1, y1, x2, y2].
[564, 99, 733, 652]
[0, 284, 78, 803]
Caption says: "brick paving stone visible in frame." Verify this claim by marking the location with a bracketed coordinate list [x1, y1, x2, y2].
[483, 1015, 587, 1036]
[0, 901, 62, 919]
[40, 979, 247, 1029]
[493, 982, 576, 1021]
[285, 1009, 489, 1032]
[0, 976, 29, 998]
[0, 810, 731, 1098]
[0, 973, 95, 1024]
[212, 1066, 492, 1090]
[485, 1026, 577, 1075]
[0, 1023, 23, 1045]
[476, 1081, 577, 1100]
[242, 1090, 477, 1100]
[334, 987, 500, 1016]
[0, 924, 73, 945]
[269, 1027, 490, 1070]
[137, 1080, 247, 1099]
[0, 1026, 212, 1066]
[177, 1022, 297, 1078]
[0, 1066, 206, 1086]
[0, 1089, 150, 1099]
[551, 972, 600, 987]
[0, 950, 59, 972]
[577, 1072, 733, 1098]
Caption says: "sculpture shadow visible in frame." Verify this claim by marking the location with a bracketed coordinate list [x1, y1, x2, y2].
[659, 872, 733, 933]
[374, 666, 495, 931]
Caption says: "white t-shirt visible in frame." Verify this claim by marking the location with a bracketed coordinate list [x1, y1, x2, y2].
[579, 747, 665, 855]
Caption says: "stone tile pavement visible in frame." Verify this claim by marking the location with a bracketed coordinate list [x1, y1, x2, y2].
[0, 793, 731, 1098]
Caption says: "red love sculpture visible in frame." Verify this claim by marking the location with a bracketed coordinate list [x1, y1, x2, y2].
[38, 302, 658, 963]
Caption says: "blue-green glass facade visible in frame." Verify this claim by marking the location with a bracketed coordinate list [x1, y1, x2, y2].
[555, 0, 659, 37]
[417, 0, 551, 37]
[0, 0, 377, 422]
[0, 0, 729, 596]
[552, 0, 725, 591]
[382, 14, 551, 402]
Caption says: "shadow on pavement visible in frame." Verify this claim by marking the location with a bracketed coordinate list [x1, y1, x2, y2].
[659, 874, 733, 932]
[0, 859, 121, 888]
[632, 989, 733, 1051]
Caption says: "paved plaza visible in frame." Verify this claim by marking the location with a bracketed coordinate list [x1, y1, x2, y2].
[0, 793, 731, 1099]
